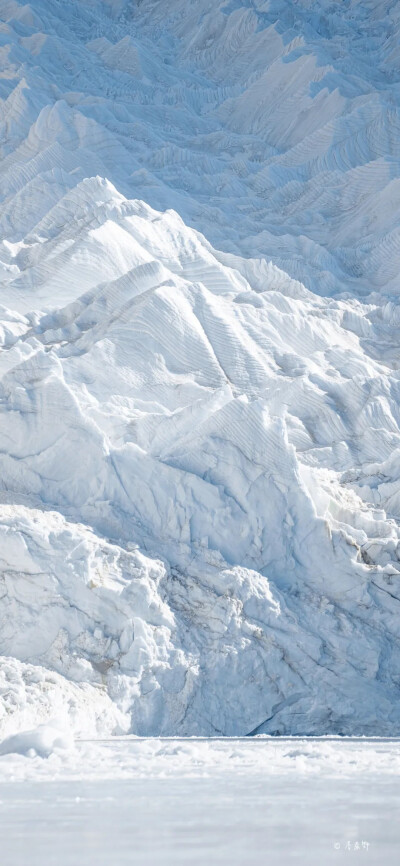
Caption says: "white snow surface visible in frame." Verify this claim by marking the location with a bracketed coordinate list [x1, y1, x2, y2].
[2, 738, 399, 865]
[1, 0, 400, 738]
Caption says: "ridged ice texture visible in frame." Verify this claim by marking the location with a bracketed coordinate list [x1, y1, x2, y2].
[1, 1, 400, 737]
[1, 0, 400, 296]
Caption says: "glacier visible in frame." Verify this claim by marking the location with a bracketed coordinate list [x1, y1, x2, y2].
[1, 0, 400, 739]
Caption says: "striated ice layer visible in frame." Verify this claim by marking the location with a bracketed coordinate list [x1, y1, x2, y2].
[0, 1, 400, 737]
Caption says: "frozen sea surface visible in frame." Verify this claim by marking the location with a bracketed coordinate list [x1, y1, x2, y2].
[1, 737, 400, 865]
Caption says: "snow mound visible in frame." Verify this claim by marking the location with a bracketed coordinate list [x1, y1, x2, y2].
[0, 722, 72, 758]
[0, 656, 128, 740]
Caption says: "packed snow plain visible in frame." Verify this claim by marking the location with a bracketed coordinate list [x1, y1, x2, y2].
[0, 735, 399, 865]
[1, 0, 400, 806]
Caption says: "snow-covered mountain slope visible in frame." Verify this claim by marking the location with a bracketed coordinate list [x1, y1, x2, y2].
[1, 0, 400, 297]
[1, 1, 400, 736]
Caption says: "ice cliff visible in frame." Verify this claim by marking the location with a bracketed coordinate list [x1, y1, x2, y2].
[1, 0, 400, 736]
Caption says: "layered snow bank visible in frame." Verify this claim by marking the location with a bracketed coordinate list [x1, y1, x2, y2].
[1, 0, 400, 737]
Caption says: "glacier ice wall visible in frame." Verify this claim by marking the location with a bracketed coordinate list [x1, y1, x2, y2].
[1, 0, 400, 736]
